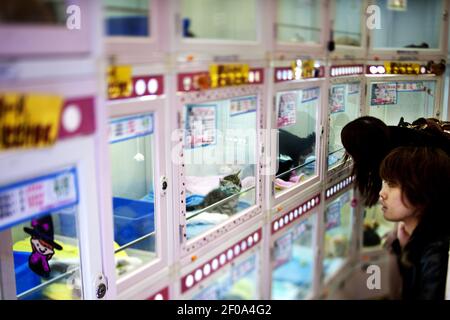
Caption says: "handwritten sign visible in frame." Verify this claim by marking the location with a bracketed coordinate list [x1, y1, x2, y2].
[107, 65, 133, 99]
[0, 93, 63, 150]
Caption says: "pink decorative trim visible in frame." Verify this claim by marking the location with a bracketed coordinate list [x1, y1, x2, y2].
[330, 65, 364, 77]
[177, 68, 264, 92]
[108, 75, 164, 101]
[58, 96, 95, 140]
[271, 194, 321, 234]
[147, 287, 169, 300]
[325, 176, 355, 200]
[180, 229, 262, 293]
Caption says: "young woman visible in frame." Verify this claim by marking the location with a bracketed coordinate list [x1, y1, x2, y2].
[379, 146, 450, 300]
[341, 116, 450, 206]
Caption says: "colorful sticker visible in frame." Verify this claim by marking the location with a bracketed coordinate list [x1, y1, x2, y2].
[0, 168, 78, 232]
[326, 201, 341, 231]
[24, 215, 63, 278]
[370, 83, 397, 106]
[277, 92, 297, 128]
[109, 113, 154, 144]
[0, 93, 63, 150]
[230, 96, 257, 117]
[330, 85, 346, 113]
[301, 87, 320, 103]
[185, 104, 217, 149]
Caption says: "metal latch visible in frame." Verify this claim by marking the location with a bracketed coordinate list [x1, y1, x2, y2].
[95, 274, 108, 299]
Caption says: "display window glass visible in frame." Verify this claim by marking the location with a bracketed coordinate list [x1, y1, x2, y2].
[183, 97, 257, 240]
[271, 214, 316, 299]
[181, 0, 257, 41]
[276, 0, 322, 44]
[322, 190, 353, 282]
[109, 113, 157, 277]
[275, 88, 319, 195]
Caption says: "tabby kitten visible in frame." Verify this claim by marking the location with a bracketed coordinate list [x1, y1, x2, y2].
[187, 171, 242, 216]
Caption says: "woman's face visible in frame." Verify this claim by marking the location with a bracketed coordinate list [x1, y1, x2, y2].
[379, 181, 416, 222]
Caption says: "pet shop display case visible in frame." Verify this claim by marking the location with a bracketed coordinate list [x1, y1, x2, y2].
[0, 0, 97, 57]
[326, 65, 364, 176]
[273, 0, 328, 56]
[269, 189, 322, 300]
[0, 78, 111, 300]
[170, 61, 265, 258]
[169, 0, 269, 59]
[364, 66, 443, 125]
[367, 0, 450, 61]
[106, 64, 171, 295]
[176, 223, 264, 300]
[329, 0, 368, 60]
[266, 59, 326, 208]
[320, 176, 358, 289]
[104, 0, 168, 61]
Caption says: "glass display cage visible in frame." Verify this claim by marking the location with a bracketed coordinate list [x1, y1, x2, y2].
[366, 78, 439, 125]
[271, 213, 317, 299]
[322, 189, 355, 283]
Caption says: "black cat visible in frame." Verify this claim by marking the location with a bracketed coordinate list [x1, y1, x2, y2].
[277, 129, 316, 180]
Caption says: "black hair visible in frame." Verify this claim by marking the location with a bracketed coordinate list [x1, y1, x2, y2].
[380, 146, 450, 237]
[341, 116, 450, 207]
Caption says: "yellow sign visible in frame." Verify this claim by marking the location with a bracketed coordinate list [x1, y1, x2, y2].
[0, 93, 63, 150]
[107, 65, 133, 99]
[209, 64, 250, 88]
[291, 59, 316, 79]
[384, 61, 421, 75]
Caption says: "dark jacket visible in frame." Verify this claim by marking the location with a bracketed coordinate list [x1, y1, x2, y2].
[392, 228, 450, 300]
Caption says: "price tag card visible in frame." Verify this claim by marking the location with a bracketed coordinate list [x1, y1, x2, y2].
[0, 167, 78, 231]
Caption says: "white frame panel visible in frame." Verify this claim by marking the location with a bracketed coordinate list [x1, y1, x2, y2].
[175, 221, 265, 300]
[268, 187, 322, 300]
[105, 0, 168, 63]
[268, 78, 327, 208]
[364, 74, 444, 119]
[172, 81, 265, 257]
[0, 0, 96, 57]
[107, 93, 170, 294]
[329, 0, 368, 60]
[273, 0, 329, 57]
[169, 0, 270, 59]
[319, 177, 358, 291]
[0, 136, 105, 300]
[326, 74, 365, 178]
[367, 0, 450, 61]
